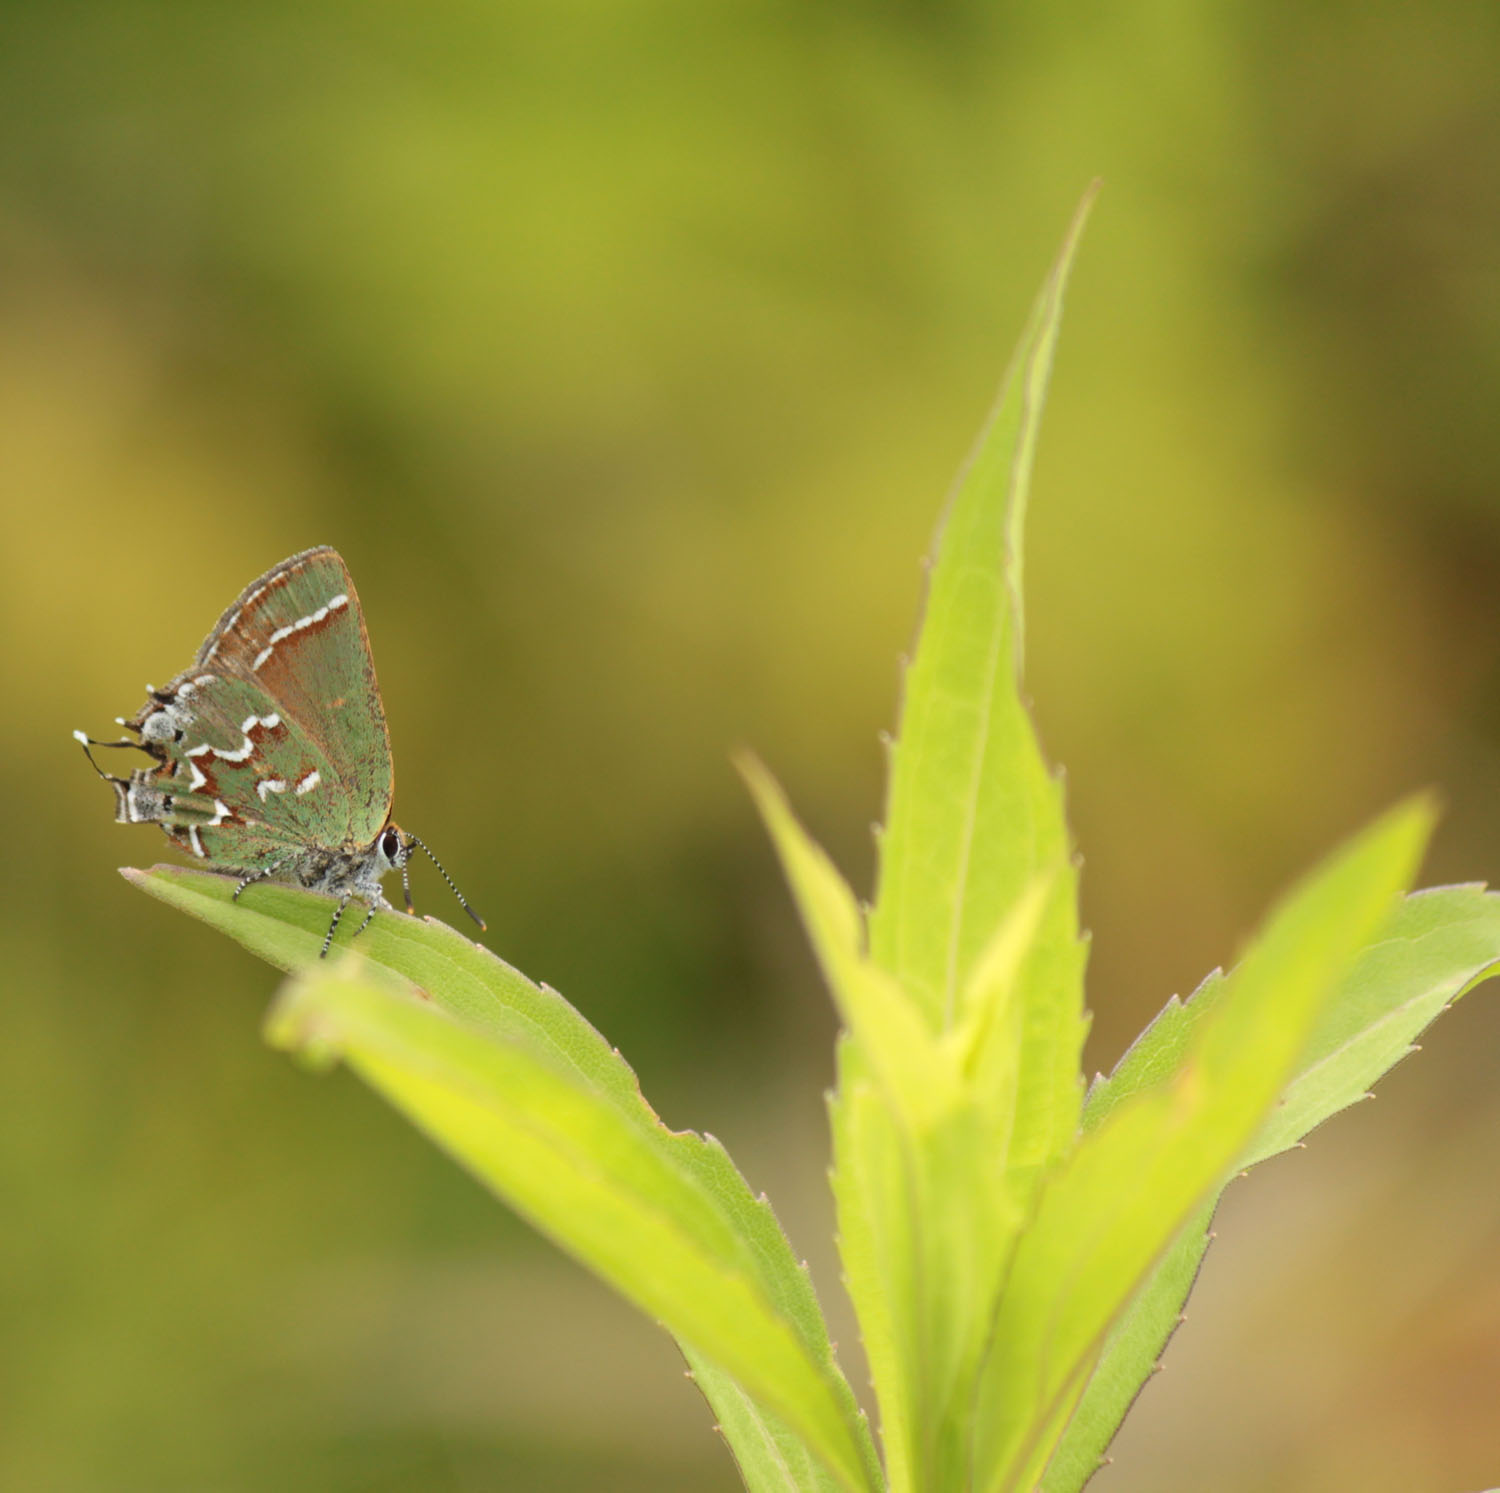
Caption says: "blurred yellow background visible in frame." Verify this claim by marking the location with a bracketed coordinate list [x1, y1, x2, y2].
[5, 5, 1500, 1490]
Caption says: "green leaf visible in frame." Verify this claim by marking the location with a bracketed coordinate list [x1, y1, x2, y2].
[866, 187, 1094, 1186]
[747, 760, 1077, 1492]
[762, 193, 1097, 1493]
[1041, 882, 1500, 1492]
[945, 869, 1056, 1115]
[738, 746, 931, 1488]
[1243, 883, 1500, 1166]
[688, 1352, 847, 1493]
[744, 756, 1015, 1491]
[828, 1056, 1020, 1493]
[741, 754, 954, 1130]
[969, 797, 1435, 1493]
[1035, 1208, 1214, 1493]
[125, 866, 882, 1493]
[828, 1048, 913, 1491]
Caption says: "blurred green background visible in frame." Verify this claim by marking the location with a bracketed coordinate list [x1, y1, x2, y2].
[5, 4, 1500, 1490]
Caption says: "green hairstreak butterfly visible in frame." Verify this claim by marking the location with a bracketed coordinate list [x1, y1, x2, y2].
[76, 545, 484, 956]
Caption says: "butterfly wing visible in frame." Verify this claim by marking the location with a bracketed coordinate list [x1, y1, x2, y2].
[126, 547, 395, 868]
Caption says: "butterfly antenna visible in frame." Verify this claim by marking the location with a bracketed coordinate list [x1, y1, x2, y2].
[74, 728, 149, 820]
[72, 729, 136, 781]
[403, 832, 486, 930]
[399, 848, 415, 915]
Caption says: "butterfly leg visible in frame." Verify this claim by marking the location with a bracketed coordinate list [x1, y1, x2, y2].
[350, 896, 381, 945]
[320, 894, 351, 959]
[233, 855, 295, 903]
[343, 900, 384, 948]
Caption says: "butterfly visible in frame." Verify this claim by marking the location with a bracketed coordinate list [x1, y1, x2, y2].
[76, 545, 484, 956]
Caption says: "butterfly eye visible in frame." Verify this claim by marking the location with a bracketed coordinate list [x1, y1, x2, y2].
[380, 826, 403, 862]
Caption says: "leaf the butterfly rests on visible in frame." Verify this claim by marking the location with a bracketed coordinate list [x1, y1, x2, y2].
[77, 546, 484, 955]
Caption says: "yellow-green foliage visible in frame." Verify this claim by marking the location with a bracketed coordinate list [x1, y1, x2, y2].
[130, 201, 1500, 1493]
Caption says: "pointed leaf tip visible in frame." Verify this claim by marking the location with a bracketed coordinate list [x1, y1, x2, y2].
[741, 751, 955, 1126]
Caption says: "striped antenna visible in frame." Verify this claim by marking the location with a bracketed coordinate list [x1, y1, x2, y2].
[401, 831, 486, 930]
